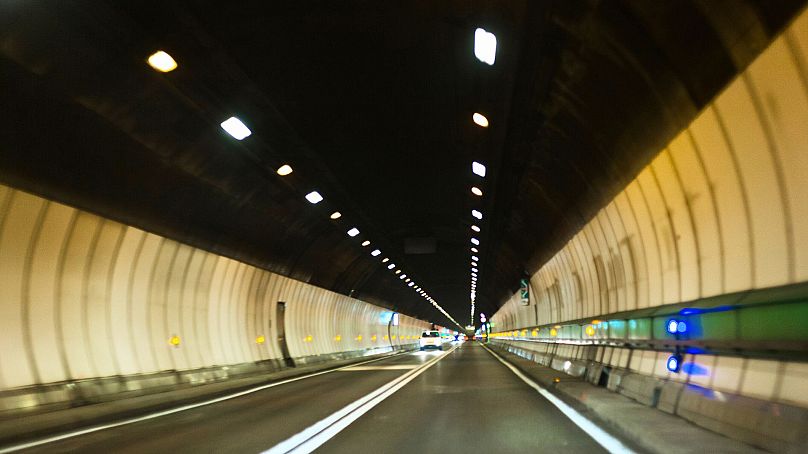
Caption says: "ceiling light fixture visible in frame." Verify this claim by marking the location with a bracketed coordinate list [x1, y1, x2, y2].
[472, 162, 486, 177]
[471, 255, 479, 261]
[347, 227, 360, 237]
[471, 210, 482, 219]
[471, 225, 480, 232]
[276, 164, 293, 176]
[471, 238, 480, 245]
[305, 191, 323, 204]
[220, 117, 252, 140]
[472, 113, 489, 128]
[388, 263, 396, 270]
[361, 240, 371, 247]
[147, 50, 177, 72]
[471, 187, 483, 196]
[474, 28, 497, 65]
[382, 258, 389, 263]
[471, 247, 478, 253]
[330, 211, 342, 219]
[371, 249, 381, 257]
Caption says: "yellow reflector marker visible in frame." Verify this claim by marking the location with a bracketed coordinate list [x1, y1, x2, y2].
[391, 335, 396, 340]
[256, 335, 266, 344]
[371, 335, 377, 341]
[531, 330, 538, 337]
[383, 335, 389, 340]
[304, 335, 313, 342]
[168, 335, 181, 346]
[147, 50, 177, 72]
[585, 325, 595, 337]
[356, 335, 363, 341]
[335, 335, 341, 342]
[521, 329, 527, 336]
[550, 328, 558, 337]
[553, 377, 561, 383]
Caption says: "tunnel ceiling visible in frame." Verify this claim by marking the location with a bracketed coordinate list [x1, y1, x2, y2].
[1, 0, 804, 327]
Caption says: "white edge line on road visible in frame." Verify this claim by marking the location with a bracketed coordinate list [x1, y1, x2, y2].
[264, 346, 457, 454]
[482, 344, 635, 454]
[0, 350, 409, 454]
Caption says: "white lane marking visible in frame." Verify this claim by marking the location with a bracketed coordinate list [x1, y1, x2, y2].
[339, 365, 417, 371]
[264, 345, 457, 454]
[0, 352, 408, 454]
[482, 344, 635, 454]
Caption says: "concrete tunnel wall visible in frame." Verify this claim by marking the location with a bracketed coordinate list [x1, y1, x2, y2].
[492, 9, 808, 406]
[0, 184, 430, 390]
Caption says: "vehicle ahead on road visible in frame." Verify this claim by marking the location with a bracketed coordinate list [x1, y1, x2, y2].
[419, 330, 443, 351]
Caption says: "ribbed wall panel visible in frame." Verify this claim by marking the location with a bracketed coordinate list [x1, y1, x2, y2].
[0, 187, 429, 390]
[494, 10, 808, 330]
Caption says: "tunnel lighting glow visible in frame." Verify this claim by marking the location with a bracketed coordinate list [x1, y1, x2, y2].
[220, 117, 252, 140]
[471, 255, 479, 261]
[666, 319, 688, 335]
[472, 113, 489, 128]
[408, 282, 415, 287]
[399, 274, 405, 279]
[666, 320, 679, 334]
[371, 249, 381, 256]
[387, 263, 396, 269]
[276, 164, 293, 176]
[471, 268, 478, 273]
[472, 162, 487, 177]
[471, 261, 477, 267]
[471, 238, 480, 245]
[666, 355, 683, 373]
[361, 240, 371, 247]
[347, 227, 360, 237]
[382, 258, 389, 263]
[395, 270, 401, 274]
[330, 211, 342, 219]
[147, 50, 178, 72]
[405, 278, 411, 283]
[474, 28, 497, 65]
[471, 247, 478, 253]
[305, 191, 324, 204]
[472, 209, 483, 219]
[471, 225, 480, 232]
[471, 186, 483, 196]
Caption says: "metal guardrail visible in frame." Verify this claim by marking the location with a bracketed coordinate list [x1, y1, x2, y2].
[494, 336, 808, 361]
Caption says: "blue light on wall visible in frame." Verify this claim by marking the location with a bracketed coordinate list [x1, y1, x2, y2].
[666, 319, 687, 335]
[667, 319, 679, 334]
[667, 354, 683, 373]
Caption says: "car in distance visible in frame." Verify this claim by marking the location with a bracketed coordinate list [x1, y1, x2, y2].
[419, 330, 443, 351]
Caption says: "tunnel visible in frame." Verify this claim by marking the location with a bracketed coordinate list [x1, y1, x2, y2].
[1, 1, 807, 452]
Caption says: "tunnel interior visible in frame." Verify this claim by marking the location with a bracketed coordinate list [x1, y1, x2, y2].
[1, 1, 808, 452]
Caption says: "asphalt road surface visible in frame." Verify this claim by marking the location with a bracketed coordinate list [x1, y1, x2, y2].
[15, 342, 608, 453]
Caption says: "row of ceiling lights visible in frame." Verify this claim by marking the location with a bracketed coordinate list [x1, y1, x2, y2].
[147, 49, 461, 329]
[468, 28, 497, 327]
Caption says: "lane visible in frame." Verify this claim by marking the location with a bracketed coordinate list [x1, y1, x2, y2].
[14, 351, 445, 453]
[321, 342, 608, 453]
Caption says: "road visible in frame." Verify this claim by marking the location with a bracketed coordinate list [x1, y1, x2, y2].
[16, 343, 608, 453]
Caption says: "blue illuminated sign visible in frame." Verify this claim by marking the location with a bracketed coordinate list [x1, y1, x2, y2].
[666, 319, 687, 335]
[666, 354, 683, 373]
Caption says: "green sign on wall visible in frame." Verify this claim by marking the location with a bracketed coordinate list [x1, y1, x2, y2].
[519, 278, 529, 306]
